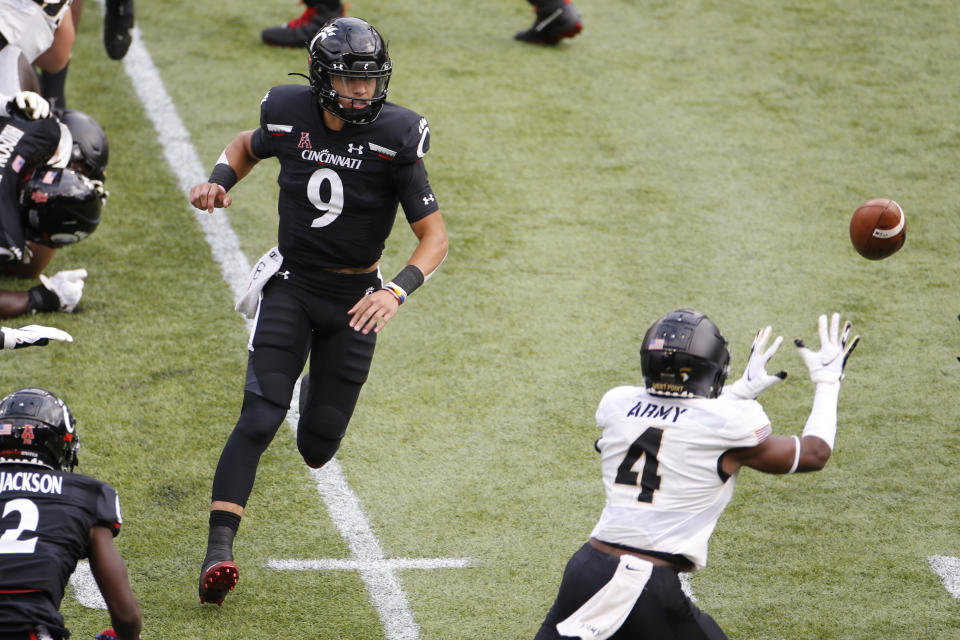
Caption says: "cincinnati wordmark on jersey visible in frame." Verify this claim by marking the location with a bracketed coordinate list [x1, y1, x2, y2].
[250, 85, 439, 271]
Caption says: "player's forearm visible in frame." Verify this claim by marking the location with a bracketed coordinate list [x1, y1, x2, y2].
[209, 131, 259, 191]
[802, 381, 840, 450]
[225, 130, 259, 182]
[407, 213, 448, 279]
[111, 615, 142, 640]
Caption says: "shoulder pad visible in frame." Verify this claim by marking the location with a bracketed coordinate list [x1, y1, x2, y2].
[259, 84, 313, 124]
[370, 104, 430, 162]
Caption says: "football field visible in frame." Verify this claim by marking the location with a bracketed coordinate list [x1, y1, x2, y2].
[3, 1, 960, 638]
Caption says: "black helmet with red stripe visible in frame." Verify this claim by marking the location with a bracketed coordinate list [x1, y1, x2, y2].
[20, 167, 107, 248]
[0, 387, 79, 471]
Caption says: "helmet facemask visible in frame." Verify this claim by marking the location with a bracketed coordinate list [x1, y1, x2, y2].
[318, 67, 391, 125]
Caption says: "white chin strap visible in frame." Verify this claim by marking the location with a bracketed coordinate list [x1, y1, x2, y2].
[47, 123, 73, 169]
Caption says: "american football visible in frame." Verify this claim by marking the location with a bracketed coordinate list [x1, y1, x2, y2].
[849, 198, 907, 260]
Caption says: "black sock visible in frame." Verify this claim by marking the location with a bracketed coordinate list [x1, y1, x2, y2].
[203, 510, 241, 567]
[40, 61, 69, 112]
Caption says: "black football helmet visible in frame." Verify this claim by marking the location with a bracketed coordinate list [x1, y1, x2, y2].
[640, 309, 730, 399]
[20, 167, 107, 248]
[59, 108, 109, 181]
[0, 387, 79, 471]
[307, 17, 391, 125]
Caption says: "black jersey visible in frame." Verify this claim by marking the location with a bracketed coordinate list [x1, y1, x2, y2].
[0, 115, 61, 262]
[250, 84, 440, 272]
[0, 464, 122, 636]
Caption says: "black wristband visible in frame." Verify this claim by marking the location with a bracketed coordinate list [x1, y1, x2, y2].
[390, 264, 424, 296]
[208, 163, 238, 192]
[27, 284, 60, 313]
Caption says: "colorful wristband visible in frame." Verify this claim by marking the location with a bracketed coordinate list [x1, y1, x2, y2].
[382, 281, 407, 304]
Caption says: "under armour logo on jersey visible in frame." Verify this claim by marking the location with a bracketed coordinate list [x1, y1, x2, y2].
[347, 143, 364, 155]
[422, 194, 436, 206]
[298, 132, 312, 150]
[278, 270, 290, 280]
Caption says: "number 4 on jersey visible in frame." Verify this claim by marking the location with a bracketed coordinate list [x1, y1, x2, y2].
[614, 427, 664, 503]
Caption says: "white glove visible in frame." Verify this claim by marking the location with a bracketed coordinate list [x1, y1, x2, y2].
[795, 313, 859, 384]
[9, 91, 52, 120]
[1, 325, 73, 349]
[39, 268, 88, 312]
[725, 325, 788, 399]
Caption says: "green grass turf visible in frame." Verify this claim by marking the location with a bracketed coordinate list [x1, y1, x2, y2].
[4, 0, 959, 637]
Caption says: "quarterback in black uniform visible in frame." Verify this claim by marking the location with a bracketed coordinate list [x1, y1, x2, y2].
[190, 16, 448, 605]
[0, 388, 142, 640]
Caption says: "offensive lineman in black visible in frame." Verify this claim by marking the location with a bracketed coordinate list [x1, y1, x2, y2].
[0, 388, 142, 640]
[189, 17, 448, 605]
[0, 99, 110, 319]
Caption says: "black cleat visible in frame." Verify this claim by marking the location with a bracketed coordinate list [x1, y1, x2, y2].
[199, 560, 239, 606]
[515, 0, 582, 45]
[103, 0, 134, 60]
[261, 2, 348, 48]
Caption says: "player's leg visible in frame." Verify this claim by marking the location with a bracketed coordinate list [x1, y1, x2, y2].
[619, 568, 729, 640]
[38, 0, 80, 113]
[103, 0, 135, 60]
[200, 279, 310, 605]
[296, 295, 376, 469]
[15, 50, 41, 92]
[533, 543, 615, 640]
[3, 243, 57, 280]
[261, 0, 348, 48]
[34, 7, 75, 74]
[515, 0, 583, 45]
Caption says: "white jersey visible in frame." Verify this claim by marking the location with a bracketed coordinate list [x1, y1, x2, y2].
[0, 0, 67, 63]
[588, 385, 771, 572]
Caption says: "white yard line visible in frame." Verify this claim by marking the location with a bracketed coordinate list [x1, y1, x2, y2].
[69, 15, 471, 638]
[69, 561, 106, 610]
[928, 555, 960, 599]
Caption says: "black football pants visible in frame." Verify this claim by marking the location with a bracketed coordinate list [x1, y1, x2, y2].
[533, 543, 728, 640]
[211, 269, 379, 507]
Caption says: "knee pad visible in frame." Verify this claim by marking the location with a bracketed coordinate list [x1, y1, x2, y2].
[297, 404, 348, 468]
[234, 392, 289, 450]
[246, 347, 303, 408]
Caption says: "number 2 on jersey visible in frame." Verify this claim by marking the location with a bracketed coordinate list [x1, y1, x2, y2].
[307, 167, 344, 228]
[614, 427, 664, 503]
[0, 498, 40, 554]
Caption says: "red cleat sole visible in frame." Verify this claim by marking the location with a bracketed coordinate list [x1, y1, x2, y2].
[199, 560, 239, 606]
